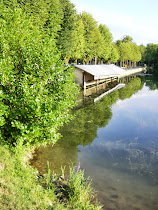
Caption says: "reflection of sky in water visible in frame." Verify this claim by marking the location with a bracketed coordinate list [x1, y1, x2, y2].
[78, 84, 158, 175]
[93, 84, 158, 150]
[32, 81, 158, 209]
[77, 84, 158, 209]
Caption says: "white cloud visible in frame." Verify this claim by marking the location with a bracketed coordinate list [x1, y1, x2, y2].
[74, 3, 158, 45]
[112, 87, 158, 114]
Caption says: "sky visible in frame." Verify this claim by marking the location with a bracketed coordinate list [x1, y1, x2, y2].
[71, 0, 158, 46]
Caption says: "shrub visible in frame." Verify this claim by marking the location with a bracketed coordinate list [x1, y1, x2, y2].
[0, 3, 79, 146]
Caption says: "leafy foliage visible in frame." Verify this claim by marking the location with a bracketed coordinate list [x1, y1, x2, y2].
[57, 0, 77, 63]
[0, 4, 79, 145]
[116, 36, 142, 67]
[122, 35, 133, 43]
[3, 0, 157, 67]
[109, 44, 120, 63]
[2, 0, 63, 38]
[81, 12, 104, 64]
[119, 77, 143, 100]
[145, 44, 158, 68]
[67, 167, 101, 209]
[59, 91, 119, 149]
[70, 15, 85, 62]
[98, 24, 114, 62]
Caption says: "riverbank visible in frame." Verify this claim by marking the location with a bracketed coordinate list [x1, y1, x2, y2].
[0, 143, 101, 209]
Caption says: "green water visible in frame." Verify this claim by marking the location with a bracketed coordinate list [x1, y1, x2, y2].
[31, 76, 158, 209]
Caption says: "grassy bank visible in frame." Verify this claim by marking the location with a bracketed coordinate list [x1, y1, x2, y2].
[0, 142, 101, 209]
[0, 3, 101, 209]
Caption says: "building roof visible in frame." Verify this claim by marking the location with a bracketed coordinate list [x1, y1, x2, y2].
[75, 64, 126, 80]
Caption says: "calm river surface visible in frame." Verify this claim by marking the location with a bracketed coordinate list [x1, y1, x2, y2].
[31, 77, 158, 210]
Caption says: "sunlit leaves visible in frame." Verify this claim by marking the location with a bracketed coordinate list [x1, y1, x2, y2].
[116, 36, 142, 67]
[0, 3, 79, 145]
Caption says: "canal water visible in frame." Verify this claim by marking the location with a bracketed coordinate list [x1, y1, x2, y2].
[31, 76, 158, 210]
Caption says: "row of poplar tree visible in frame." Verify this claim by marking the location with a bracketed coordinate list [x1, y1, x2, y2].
[2, 0, 158, 68]
[1, 0, 158, 145]
[2, 0, 145, 67]
[141, 44, 158, 70]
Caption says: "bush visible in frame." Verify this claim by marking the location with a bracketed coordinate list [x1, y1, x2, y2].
[67, 167, 101, 209]
[0, 3, 79, 146]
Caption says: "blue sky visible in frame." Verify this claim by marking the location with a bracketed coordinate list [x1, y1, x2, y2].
[71, 0, 158, 46]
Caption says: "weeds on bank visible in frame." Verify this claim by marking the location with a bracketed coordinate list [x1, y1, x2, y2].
[0, 143, 101, 209]
[39, 163, 101, 209]
[0, 145, 56, 210]
[68, 167, 101, 209]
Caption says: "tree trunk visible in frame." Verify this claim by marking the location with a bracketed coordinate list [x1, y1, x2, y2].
[95, 56, 97, 65]
[120, 60, 122, 67]
[65, 57, 70, 65]
[86, 56, 89, 65]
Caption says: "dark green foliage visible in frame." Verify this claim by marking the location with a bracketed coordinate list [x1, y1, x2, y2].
[119, 77, 143, 100]
[0, 3, 79, 145]
[154, 51, 158, 70]
[139, 43, 158, 74]
[122, 35, 133, 43]
[144, 44, 158, 68]
[57, 0, 77, 62]
[139, 44, 146, 65]
[142, 75, 158, 90]
[59, 91, 119, 149]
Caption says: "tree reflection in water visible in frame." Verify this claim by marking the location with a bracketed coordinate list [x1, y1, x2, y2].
[31, 77, 145, 175]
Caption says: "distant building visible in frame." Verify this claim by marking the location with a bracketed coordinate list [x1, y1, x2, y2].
[75, 64, 143, 88]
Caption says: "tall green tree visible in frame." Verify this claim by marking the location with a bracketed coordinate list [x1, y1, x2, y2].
[42, 0, 63, 37]
[81, 12, 104, 64]
[117, 42, 130, 67]
[139, 44, 146, 65]
[98, 24, 113, 63]
[70, 16, 85, 63]
[131, 43, 141, 67]
[122, 35, 133, 43]
[0, 3, 79, 145]
[116, 36, 141, 67]
[145, 43, 158, 67]
[2, 0, 63, 38]
[108, 44, 120, 63]
[57, 0, 78, 64]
